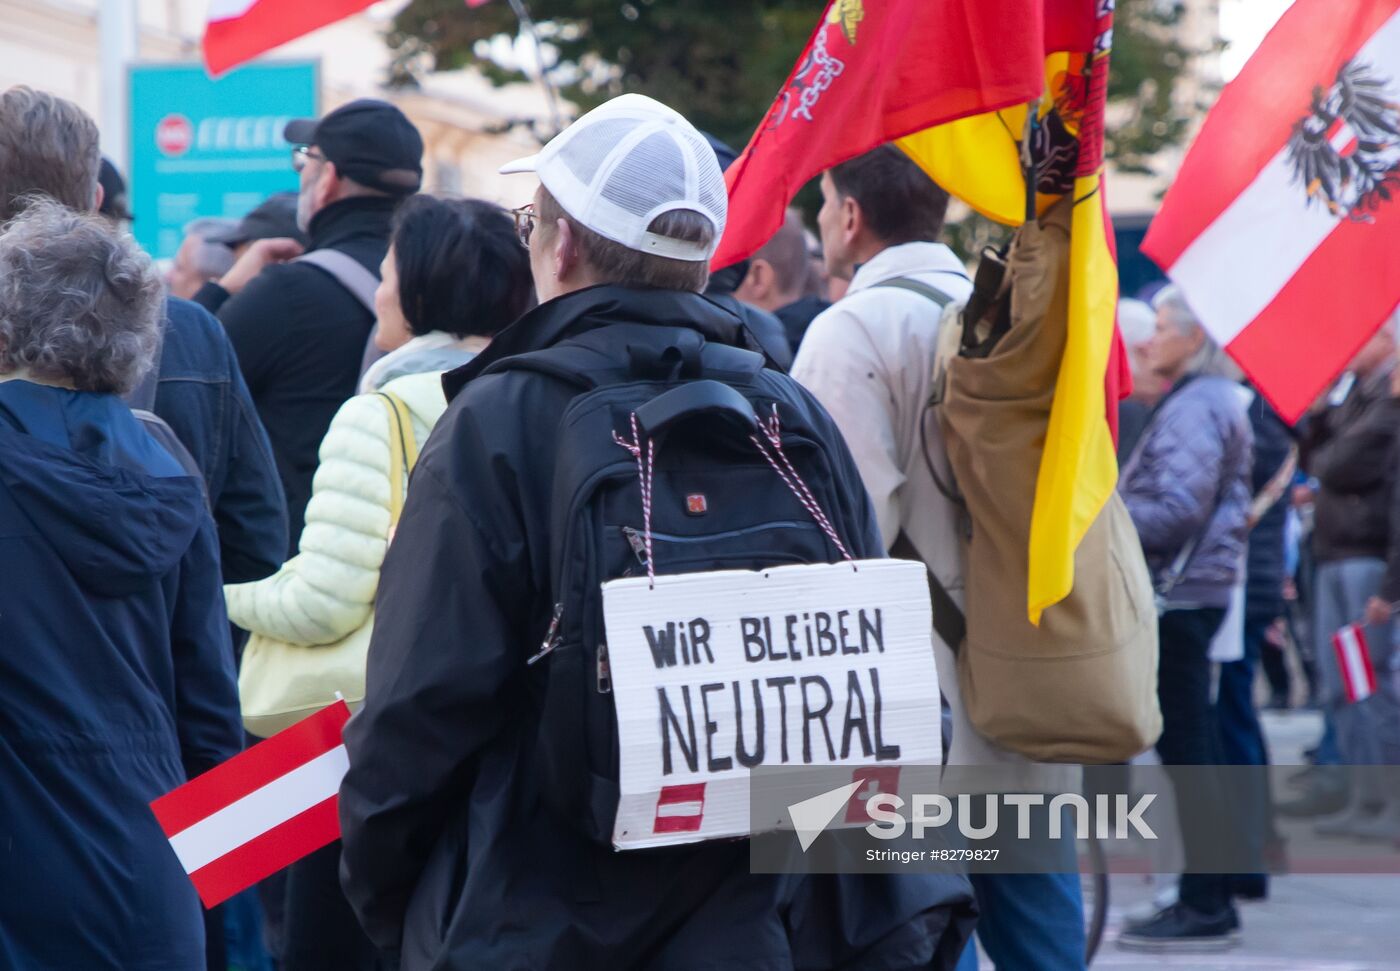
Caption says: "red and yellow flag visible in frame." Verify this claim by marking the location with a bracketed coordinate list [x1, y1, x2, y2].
[900, 0, 1125, 624]
[720, 0, 1125, 624]
[713, 0, 1045, 269]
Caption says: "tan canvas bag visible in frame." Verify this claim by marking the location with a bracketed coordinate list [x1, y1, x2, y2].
[936, 197, 1161, 763]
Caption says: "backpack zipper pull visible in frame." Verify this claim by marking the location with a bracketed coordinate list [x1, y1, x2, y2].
[622, 526, 649, 566]
[596, 643, 612, 694]
[527, 603, 564, 666]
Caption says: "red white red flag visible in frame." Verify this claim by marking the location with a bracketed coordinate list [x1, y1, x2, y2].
[203, 0, 376, 76]
[1142, 0, 1400, 423]
[844, 766, 901, 824]
[150, 701, 351, 908]
[653, 783, 706, 834]
[1333, 623, 1378, 704]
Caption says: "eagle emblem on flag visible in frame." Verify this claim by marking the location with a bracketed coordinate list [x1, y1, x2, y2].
[827, 0, 865, 45]
[768, 1, 864, 130]
[1287, 59, 1400, 221]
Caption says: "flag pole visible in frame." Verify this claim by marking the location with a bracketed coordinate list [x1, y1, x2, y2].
[503, 0, 565, 139]
[1020, 97, 1041, 224]
[98, 0, 137, 180]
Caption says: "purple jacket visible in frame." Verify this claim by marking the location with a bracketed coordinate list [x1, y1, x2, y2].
[1120, 375, 1254, 609]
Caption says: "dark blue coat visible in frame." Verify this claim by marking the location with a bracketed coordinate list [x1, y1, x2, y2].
[0, 381, 242, 970]
[1244, 392, 1295, 621]
[157, 297, 288, 584]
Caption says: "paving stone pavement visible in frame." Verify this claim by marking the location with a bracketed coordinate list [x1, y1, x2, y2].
[1089, 710, 1400, 970]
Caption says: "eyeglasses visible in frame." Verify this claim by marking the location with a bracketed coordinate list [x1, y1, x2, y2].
[291, 145, 328, 173]
[509, 204, 539, 249]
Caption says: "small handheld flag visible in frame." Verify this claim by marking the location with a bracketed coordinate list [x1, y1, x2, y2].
[1333, 623, 1378, 704]
[150, 701, 351, 908]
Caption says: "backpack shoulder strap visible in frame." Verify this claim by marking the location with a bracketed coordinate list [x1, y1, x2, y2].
[890, 531, 964, 655]
[296, 250, 379, 315]
[871, 275, 959, 308]
[124, 312, 170, 413]
[482, 341, 620, 391]
[132, 409, 209, 509]
[485, 326, 766, 392]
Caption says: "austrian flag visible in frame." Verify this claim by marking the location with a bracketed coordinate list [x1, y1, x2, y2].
[203, 0, 376, 76]
[654, 783, 706, 834]
[150, 701, 351, 908]
[1142, 0, 1400, 423]
[1333, 624, 1378, 704]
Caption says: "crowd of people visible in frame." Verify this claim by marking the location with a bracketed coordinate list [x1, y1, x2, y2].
[0, 77, 1397, 971]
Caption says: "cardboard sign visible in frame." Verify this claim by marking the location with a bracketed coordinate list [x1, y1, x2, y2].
[602, 558, 942, 850]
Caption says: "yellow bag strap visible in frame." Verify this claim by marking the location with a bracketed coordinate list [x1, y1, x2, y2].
[374, 391, 419, 527]
[382, 391, 420, 470]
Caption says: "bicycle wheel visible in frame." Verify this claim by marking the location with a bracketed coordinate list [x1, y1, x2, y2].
[1081, 834, 1110, 965]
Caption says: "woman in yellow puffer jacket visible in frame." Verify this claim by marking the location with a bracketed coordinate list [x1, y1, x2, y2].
[225, 196, 534, 644]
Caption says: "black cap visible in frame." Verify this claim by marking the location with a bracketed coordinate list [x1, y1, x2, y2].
[205, 192, 306, 247]
[284, 99, 423, 195]
[98, 157, 133, 221]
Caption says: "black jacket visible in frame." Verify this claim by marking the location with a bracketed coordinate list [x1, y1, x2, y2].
[0, 382, 241, 969]
[1244, 392, 1295, 620]
[776, 294, 832, 353]
[1303, 365, 1400, 566]
[338, 286, 973, 970]
[704, 268, 795, 370]
[217, 196, 395, 556]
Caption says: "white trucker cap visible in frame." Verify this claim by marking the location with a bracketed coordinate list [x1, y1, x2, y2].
[500, 94, 727, 262]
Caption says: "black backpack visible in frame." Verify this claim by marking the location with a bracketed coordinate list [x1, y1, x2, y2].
[484, 323, 869, 844]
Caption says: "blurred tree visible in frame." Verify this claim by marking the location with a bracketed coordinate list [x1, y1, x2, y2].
[388, 0, 1209, 260]
[1108, 0, 1209, 178]
[386, 0, 819, 151]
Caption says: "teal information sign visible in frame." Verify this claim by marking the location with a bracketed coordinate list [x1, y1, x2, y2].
[129, 61, 318, 259]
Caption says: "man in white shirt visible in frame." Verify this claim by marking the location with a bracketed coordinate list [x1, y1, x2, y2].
[791, 145, 1087, 971]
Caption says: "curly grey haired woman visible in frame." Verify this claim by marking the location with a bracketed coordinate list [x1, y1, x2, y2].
[0, 199, 242, 969]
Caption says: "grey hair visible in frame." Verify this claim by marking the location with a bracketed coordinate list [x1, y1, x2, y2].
[1151, 284, 1241, 380]
[1117, 297, 1155, 347]
[183, 217, 238, 278]
[0, 198, 163, 393]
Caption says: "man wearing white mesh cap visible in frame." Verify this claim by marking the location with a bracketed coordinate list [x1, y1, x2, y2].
[339, 94, 975, 970]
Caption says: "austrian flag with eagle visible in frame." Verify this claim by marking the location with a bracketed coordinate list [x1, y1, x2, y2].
[1289, 60, 1400, 221]
[1142, 0, 1400, 424]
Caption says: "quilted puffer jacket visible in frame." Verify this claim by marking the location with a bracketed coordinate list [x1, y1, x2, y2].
[1120, 374, 1254, 609]
[225, 365, 459, 644]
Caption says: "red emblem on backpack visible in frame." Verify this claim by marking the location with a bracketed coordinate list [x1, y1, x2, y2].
[686, 494, 708, 516]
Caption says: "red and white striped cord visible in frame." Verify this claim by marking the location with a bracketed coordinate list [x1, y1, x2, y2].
[750, 405, 854, 564]
[614, 404, 855, 585]
[613, 413, 657, 586]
